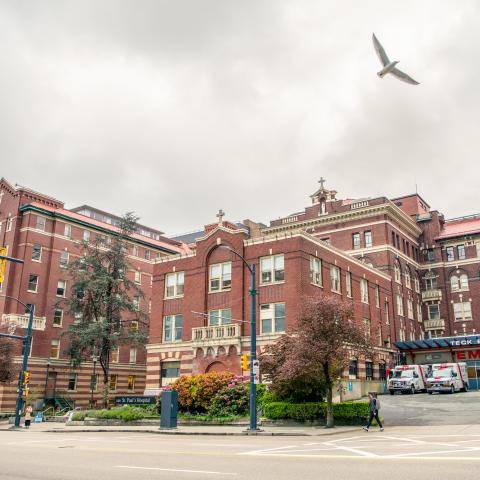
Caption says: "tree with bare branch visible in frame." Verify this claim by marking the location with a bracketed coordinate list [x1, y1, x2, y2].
[261, 294, 372, 428]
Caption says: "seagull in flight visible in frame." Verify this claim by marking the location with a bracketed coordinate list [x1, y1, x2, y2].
[372, 33, 420, 85]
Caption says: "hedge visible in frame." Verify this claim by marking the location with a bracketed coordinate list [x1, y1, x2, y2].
[264, 401, 369, 425]
[75, 406, 147, 422]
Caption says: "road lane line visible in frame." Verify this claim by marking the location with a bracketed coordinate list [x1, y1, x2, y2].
[239, 445, 298, 455]
[116, 465, 236, 475]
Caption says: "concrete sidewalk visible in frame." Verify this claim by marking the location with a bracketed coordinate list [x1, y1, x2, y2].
[0, 420, 360, 436]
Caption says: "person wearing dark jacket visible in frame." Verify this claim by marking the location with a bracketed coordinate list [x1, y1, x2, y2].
[363, 392, 384, 432]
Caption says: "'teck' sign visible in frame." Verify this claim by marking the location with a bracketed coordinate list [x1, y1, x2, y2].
[456, 350, 480, 361]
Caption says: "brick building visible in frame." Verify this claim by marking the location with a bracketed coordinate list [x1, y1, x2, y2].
[145, 180, 480, 394]
[0, 178, 187, 411]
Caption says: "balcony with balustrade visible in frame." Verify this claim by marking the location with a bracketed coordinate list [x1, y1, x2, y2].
[421, 289, 442, 302]
[1, 313, 47, 331]
[424, 318, 445, 331]
[191, 323, 242, 352]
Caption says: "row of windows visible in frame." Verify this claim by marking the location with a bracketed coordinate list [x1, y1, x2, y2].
[348, 360, 388, 381]
[394, 262, 420, 292]
[163, 302, 286, 342]
[424, 272, 470, 292]
[425, 244, 480, 263]
[391, 231, 420, 261]
[427, 302, 473, 322]
[352, 231, 372, 250]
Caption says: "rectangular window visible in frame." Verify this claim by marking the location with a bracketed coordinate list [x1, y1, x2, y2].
[208, 309, 232, 326]
[83, 230, 90, 242]
[109, 374, 118, 391]
[161, 361, 180, 379]
[134, 271, 141, 283]
[144, 250, 151, 260]
[364, 318, 371, 340]
[53, 309, 63, 327]
[209, 262, 232, 292]
[64, 224, 72, 238]
[360, 279, 369, 304]
[396, 295, 404, 316]
[446, 246, 454, 262]
[165, 272, 184, 298]
[453, 302, 472, 321]
[31, 244, 42, 262]
[111, 347, 119, 363]
[56, 280, 66, 297]
[428, 304, 440, 320]
[457, 245, 466, 260]
[50, 339, 60, 359]
[364, 231, 372, 248]
[35, 216, 46, 231]
[310, 257, 322, 286]
[260, 303, 286, 334]
[330, 266, 341, 293]
[129, 348, 137, 364]
[417, 303, 423, 322]
[365, 361, 373, 381]
[59, 251, 69, 268]
[260, 254, 284, 284]
[132, 245, 139, 257]
[346, 271, 352, 297]
[6, 217, 13, 232]
[407, 299, 414, 319]
[68, 373, 77, 391]
[426, 249, 434, 262]
[352, 233, 360, 250]
[133, 296, 140, 311]
[163, 314, 183, 342]
[349, 360, 358, 378]
[385, 301, 390, 325]
[127, 375, 135, 391]
[379, 364, 387, 381]
[374, 285, 380, 308]
[27, 274, 39, 293]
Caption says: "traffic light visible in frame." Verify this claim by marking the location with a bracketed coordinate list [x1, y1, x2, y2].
[23, 371, 30, 385]
[240, 354, 249, 370]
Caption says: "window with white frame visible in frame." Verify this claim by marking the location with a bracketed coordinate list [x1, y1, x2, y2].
[73, 311, 82, 323]
[385, 300, 390, 324]
[53, 309, 63, 327]
[31, 244, 42, 262]
[109, 374, 118, 391]
[407, 299, 414, 319]
[424, 273, 437, 290]
[360, 279, 369, 304]
[260, 255, 284, 284]
[59, 251, 69, 268]
[165, 272, 184, 298]
[260, 303, 285, 334]
[64, 224, 72, 238]
[129, 347, 137, 364]
[346, 271, 352, 297]
[163, 314, 183, 342]
[330, 266, 341, 293]
[132, 245, 139, 257]
[50, 339, 60, 359]
[134, 270, 141, 283]
[6, 217, 13, 232]
[405, 268, 411, 288]
[310, 257, 322, 286]
[396, 295, 404, 316]
[209, 262, 232, 292]
[208, 309, 232, 326]
[352, 233, 360, 250]
[133, 296, 140, 311]
[83, 230, 90, 242]
[414, 274, 420, 293]
[35, 216, 46, 231]
[27, 274, 39, 293]
[364, 230, 373, 248]
[144, 250, 151, 260]
[67, 373, 77, 391]
[394, 262, 401, 283]
[111, 347, 119, 363]
[453, 302, 472, 321]
[56, 280, 66, 297]
[457, 245, 466, 260]
[374, 285, 380, 307]
[428, 304, 440, 320]
[446, 246, 454, 262]
[451, 274, 468, 291]
[417, 303, 423, 322]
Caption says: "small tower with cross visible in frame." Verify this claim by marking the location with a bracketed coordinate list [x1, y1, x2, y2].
[216, 209, 225, 226]
[310, 177, 337, 209]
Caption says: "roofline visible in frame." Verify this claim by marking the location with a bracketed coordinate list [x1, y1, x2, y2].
[390, 193, 431, 209]
[15, 183, 63, 204]
[19, 204, 181, 254]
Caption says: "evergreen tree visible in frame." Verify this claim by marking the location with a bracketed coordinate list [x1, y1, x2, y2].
[62, 212, 148, 407]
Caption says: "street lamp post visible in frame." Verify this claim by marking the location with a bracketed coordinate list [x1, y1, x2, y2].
[220, 245, 259, 431]
[90, 352, 98, 408]
[44, 360, 51, 397]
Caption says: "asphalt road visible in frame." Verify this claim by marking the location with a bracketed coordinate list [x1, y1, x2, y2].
[1, 428, 480, 480]
[380, 390, 480, 426]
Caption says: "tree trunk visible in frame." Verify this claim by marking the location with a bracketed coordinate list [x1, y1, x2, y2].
[323, 362, 334, 428]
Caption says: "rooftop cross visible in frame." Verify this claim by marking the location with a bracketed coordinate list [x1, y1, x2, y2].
[216, 209, 225, 224]
[318, 177, 326, 190]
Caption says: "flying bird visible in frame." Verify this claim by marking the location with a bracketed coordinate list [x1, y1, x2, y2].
[372, 33, 420, 85]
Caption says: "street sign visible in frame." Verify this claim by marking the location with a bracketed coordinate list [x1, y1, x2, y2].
[0, 247, 7, 283]
[114, 395, 157, 406]
[252, 360, 260, 384]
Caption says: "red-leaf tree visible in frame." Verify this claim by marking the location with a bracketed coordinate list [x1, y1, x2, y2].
[0, 338, 16, 384]
[261, 294, 372, 428]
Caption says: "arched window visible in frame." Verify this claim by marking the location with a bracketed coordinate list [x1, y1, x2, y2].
[405, 267, 411, 289]
[452, 273, 469, 291]
[394, 261, 402, 284]
[450, 275, 459, 291]
[460, 274, 469, 290]
[424, 272, 437, 290]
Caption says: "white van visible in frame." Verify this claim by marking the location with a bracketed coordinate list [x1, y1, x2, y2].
[426, 363, 469, 394]
[388, 365, 428, 395]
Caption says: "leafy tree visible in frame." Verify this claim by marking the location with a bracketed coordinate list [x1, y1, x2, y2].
[261, 294, 372, 428]
[0, 337, 16, 383]
[62, 213, 148, 407]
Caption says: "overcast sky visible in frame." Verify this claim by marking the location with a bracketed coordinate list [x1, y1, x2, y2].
[1, 1, 478, 235]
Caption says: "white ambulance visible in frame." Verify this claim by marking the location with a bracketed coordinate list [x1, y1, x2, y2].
[388, 365, 428, 395]
[426, 363, 469, 394]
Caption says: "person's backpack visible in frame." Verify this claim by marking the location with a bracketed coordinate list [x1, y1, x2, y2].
[375, 398, 381, 410]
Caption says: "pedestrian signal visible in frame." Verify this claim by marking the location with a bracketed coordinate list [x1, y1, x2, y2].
[240, 354, 249, 370]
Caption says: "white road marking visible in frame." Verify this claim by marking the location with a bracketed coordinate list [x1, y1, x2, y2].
[239, 445, 298, 455]
[388, 447, 480, 458]
[116, 465, 236, 475]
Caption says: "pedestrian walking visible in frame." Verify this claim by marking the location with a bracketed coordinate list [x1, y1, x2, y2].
[363, 392, 383, 432]
[24, 405, 33, 429]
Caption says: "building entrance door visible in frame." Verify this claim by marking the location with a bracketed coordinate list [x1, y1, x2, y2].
[45, 372, 57, 397]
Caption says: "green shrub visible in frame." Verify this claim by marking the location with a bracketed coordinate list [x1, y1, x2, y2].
[87, 406, 146, 422]
[71, 411, 89, 421]
[208, 381, 249, 418]
[264, 401, 369, 425]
